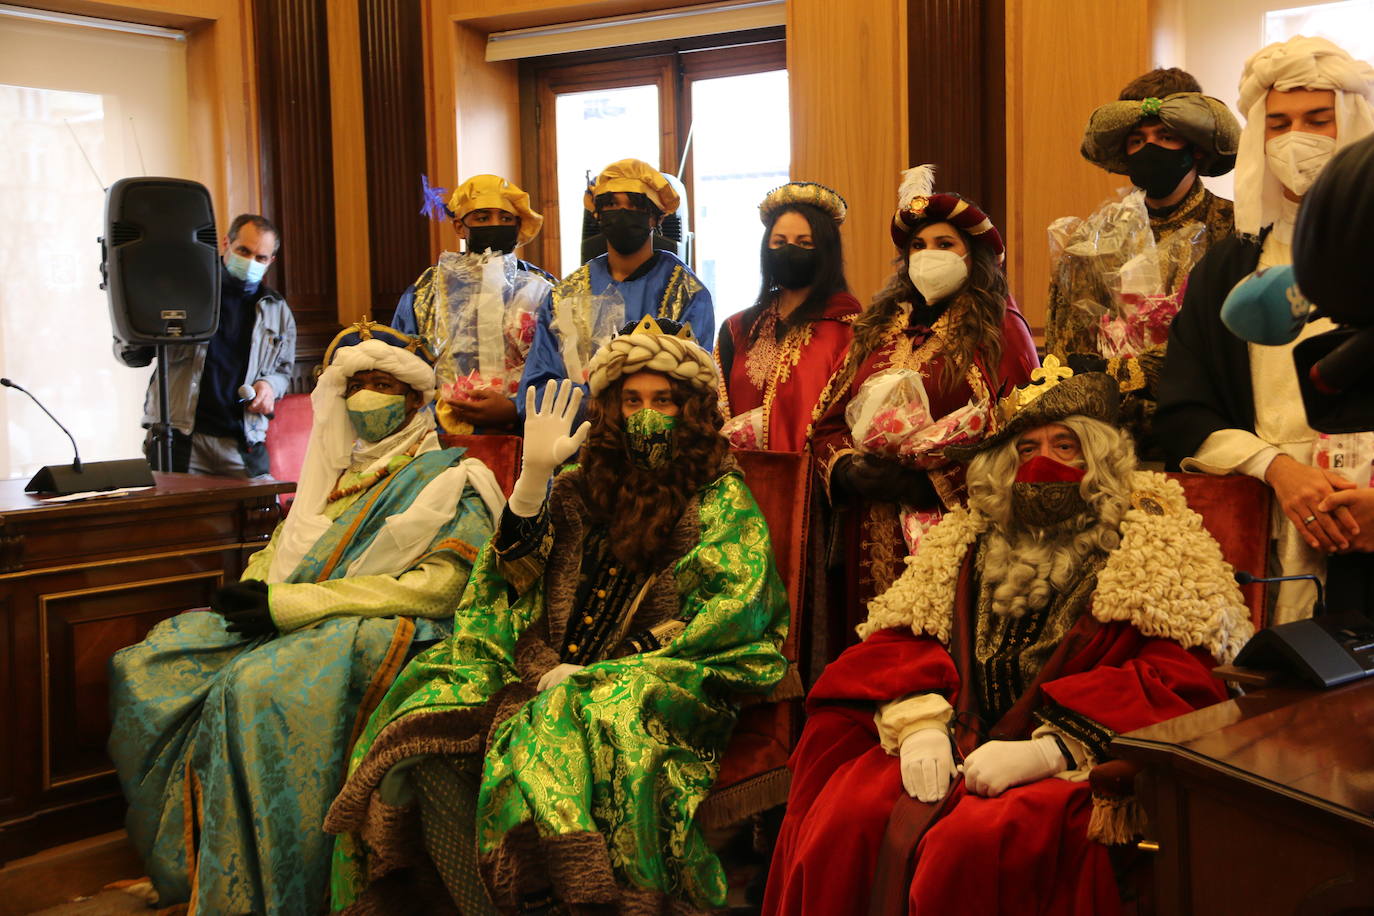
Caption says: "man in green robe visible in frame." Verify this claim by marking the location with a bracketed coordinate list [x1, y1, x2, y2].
[326, 316, 789, 914]
[109, 323, 502, 915]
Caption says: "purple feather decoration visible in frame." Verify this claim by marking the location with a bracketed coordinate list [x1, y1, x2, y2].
[419, 174, 452, 221]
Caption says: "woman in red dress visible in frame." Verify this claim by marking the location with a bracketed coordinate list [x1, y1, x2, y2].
[811, 166, 1038, 654]
[716, 181, 862, 452]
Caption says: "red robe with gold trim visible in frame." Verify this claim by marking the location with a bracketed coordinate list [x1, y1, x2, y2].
[764, 596, 1229, 916]
[716, 292, 862, 452]
[810, 300, 1038, 647]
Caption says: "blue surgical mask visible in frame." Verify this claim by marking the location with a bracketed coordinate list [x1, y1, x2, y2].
[346, 389, 409, 442]
[226, 252, 269, 287]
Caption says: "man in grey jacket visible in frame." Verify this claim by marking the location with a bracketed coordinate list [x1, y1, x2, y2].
[117, 214, 297, 478]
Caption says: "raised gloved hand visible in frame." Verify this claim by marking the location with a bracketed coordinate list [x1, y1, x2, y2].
[962, 736, 1068, 797]
[832, 454, 936, 506]
[508, 380, 592, 517]
[537, 663, 585, 692]
[210, 579, 276, 638]
[899, 728, 956, 803]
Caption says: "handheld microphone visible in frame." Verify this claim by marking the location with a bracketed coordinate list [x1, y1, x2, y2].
[1219, 265, 1315, 346]
[1234, 569, 1326, 615]
[1299, 326, 1374, 394]
[237, 384, 256, 402]
[2, 377, 82, 472]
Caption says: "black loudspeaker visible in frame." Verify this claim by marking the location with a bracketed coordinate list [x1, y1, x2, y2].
[101, 177, 220, 344]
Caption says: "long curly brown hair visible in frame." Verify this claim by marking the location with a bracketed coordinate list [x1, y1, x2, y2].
[851, 220, 1008, 389]
[574, 371, 730, 573]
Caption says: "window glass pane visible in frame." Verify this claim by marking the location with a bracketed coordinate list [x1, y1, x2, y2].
[1265, 1, 1374, 62]
[554, 85, 661, 275]
[689, 69, 790, 335]
[1, 17, 188, 482]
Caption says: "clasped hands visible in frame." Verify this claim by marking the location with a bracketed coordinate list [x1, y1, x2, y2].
[210, 579, 277, 637]
[899, 729, 1069, 802]
[1265, 454, 1368, 552]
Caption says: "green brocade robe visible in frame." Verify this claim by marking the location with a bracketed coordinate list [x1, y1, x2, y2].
[326, 466, 789, 913]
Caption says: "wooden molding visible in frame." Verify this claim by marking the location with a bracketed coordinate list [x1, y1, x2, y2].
[326, 0, 371, 325]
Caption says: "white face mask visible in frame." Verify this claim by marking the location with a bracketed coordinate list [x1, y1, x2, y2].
[907, 249, 970, 303]
[1265, 131, 1337, 197]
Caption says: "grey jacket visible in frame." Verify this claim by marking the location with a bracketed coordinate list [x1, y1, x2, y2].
[115, 290, 296, 445]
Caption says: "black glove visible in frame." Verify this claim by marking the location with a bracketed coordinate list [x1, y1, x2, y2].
[210, 579, 276, 637]
[1065, 352, 1107, 375]
[832, 454, 937, 506]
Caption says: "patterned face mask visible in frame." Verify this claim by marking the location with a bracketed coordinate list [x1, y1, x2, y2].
[1011, 455, 1088, 528]
[346, 389, 409, 442]
[624, 408, 677, 471]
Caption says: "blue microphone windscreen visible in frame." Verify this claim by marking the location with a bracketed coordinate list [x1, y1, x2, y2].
[1220, 264, 1312, 346]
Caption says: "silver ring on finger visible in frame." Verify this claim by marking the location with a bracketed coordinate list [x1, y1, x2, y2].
[1302, 514, 1318, 525]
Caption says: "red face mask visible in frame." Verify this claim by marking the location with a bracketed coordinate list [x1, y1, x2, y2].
[1015, 454, 1086, 484]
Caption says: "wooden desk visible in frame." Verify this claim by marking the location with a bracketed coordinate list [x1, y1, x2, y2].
[1113, 680, 1374, 915]
[0, 473, 293, 863]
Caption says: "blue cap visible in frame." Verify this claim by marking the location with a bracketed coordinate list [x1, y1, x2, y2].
[1220, 265, 1314, 347]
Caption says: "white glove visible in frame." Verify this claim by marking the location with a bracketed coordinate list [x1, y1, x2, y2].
[899, 728, 956, 803]
[962, 736, 1067, 797]
[537, 663, 585, 692]
[508, 380, 591, 517]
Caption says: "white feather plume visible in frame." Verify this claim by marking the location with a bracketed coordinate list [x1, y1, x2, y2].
[896, 164, 936, 208]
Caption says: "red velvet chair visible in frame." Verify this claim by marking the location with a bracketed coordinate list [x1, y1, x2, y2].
[697, 449, 813, 830]
[437, 434, 522, 497]
[1166, 471, 1271, 630]
[264, 393, 313, 512]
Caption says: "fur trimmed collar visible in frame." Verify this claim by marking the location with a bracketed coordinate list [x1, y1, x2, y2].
[859, 471, 1253, 663]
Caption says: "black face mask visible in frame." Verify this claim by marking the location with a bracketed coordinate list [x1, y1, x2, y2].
[766, 243, 819, 290]
[466, 224, 519, 255]
[598, 209, 654, 255]
[1125, 142, 1197, 201]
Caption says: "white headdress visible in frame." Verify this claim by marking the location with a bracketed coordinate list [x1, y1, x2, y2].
[1234, 35, 1374, 236]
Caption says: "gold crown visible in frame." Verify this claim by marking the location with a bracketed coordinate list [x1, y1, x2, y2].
[995, 354, 1075, 425]
[628, 313, 696, 341]
[318, 319, 437, 375]
[759, 181, 848, 225]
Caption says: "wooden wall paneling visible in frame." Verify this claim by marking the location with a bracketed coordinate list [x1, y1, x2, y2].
[788, 0, 909, 308]
[0, 591, 12, 813]
[906, 0, 1006, 235]
[40, 572, 224, 790]
[1003, 0, 1150, 336]
[254, 0, 340, 371]
[358, 0, 431, 325]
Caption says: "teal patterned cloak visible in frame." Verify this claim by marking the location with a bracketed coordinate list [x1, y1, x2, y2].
[325, 467, 788, 913]
[108, 448, 494, 915]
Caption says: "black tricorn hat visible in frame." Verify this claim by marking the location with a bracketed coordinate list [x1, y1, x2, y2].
[946, 359, 1121, 463]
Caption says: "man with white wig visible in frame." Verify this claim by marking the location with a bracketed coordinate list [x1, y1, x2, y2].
[108, 321, 502, 915]
[326, 316, 788, 915]
[1157, 35, 1374, 623]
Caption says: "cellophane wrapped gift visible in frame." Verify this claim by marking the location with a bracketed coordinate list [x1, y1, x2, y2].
[722, 407, 765, 450]
[844, 369, 993, 553]
[1048, 187, 1208, 359]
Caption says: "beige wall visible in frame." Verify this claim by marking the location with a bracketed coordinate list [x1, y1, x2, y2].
[1004, 0, 1151, 334]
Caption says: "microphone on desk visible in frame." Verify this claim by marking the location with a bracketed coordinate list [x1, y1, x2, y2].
[2, 377, 82, 472]
[2, 376, 154, 495]
[1235, 570, 1326, 616]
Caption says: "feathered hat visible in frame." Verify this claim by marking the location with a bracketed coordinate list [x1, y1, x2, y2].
[891, 165, 1005, 261]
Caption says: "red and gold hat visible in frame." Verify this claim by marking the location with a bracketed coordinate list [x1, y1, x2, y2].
[890, 164, 1004, 261]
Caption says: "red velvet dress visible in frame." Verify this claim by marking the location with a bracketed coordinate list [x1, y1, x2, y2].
[716, 292, 862, 452]
[763, 546, 1229, 916]
[810, 300, 1038, 647]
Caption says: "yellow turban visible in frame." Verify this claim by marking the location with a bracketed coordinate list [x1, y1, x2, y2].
[582, 158, 680, 214]
[447, 175, 543, 246]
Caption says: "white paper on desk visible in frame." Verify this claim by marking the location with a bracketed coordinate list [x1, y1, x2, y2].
[41, 486, 154, 503]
